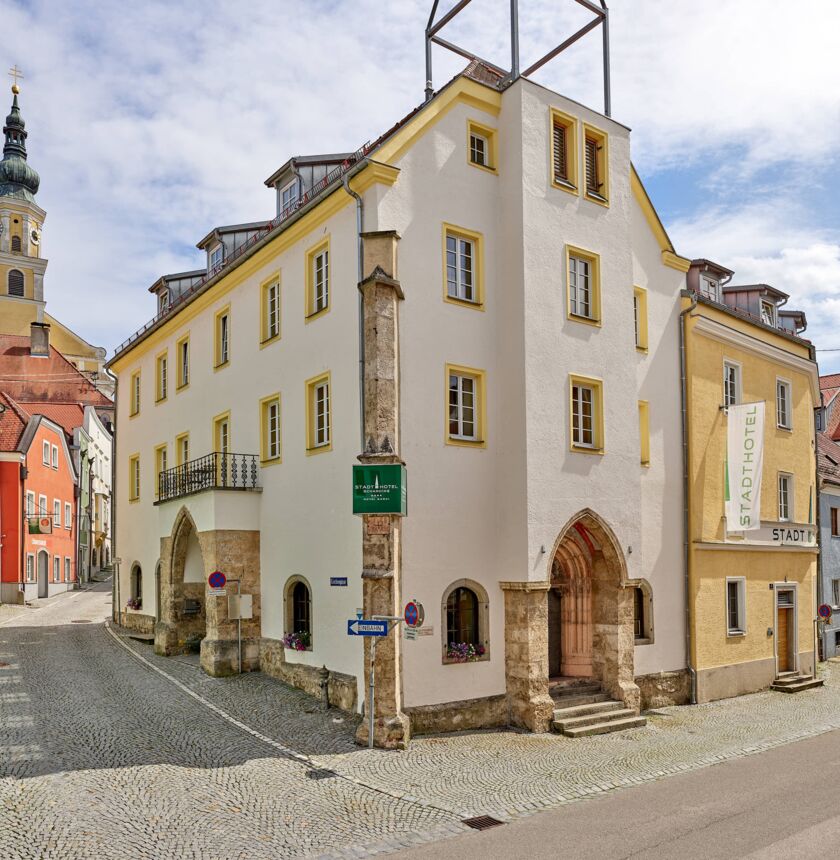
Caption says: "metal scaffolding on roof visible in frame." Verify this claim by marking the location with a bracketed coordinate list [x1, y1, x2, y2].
[424, 0, 611, 117]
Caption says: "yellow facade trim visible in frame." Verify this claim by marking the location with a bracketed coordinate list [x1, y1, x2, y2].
[639, 400, 650, 466]
[565, 244, 602, 327]
[662, 250, 691, 272]
[260, 270, 281, 347]
[442, 222, 485, 311]
[548, 107, 579, 196]
[259, 392, 282, 465]
[348, 161, 400, 195]
[466, 118, 498, 174]
[569, 373, 605, 454]
[633, 286, 649, 352]
[213, 305, 231, 370]
[305, 371, 332, 455]
[304, 236, 331, 323]
[444, 362, 487, 449]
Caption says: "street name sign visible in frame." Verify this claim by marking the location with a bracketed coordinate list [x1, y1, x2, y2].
[352, 464, 407, 516]
[347, 619, 389, 637]
[330, 577, 349, 587]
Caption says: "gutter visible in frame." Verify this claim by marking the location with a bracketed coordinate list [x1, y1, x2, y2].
[342, 173, 366, 451]
[679, 290, 698, 704]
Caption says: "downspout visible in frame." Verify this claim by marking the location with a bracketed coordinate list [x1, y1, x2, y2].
[680, 291, 698, 704]
[342, 175, 366, 450]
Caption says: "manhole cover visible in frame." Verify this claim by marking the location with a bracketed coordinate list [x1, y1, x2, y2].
[463, 816, 504, 831]
[71, 620, 92, 624]
[306, 769, 337, 780]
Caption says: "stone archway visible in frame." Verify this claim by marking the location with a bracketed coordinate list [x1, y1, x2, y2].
[154, 507, 207, 658]
[548, 510, 639, 713]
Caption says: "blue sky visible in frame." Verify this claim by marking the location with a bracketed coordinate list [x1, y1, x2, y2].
[3, 0, 840, 368]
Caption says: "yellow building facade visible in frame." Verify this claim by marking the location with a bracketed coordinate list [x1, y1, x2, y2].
[683, 263, 819, 702]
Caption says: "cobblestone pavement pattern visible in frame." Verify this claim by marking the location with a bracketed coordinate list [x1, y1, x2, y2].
[4, 583, 840, 859]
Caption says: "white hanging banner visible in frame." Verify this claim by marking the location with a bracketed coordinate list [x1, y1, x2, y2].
[725, 401, 765, 532]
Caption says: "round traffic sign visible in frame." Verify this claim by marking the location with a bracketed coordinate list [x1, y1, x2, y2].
[208, 570, 226, 590]
[404, 600, 425, 629]
[819, 603, 832, 620]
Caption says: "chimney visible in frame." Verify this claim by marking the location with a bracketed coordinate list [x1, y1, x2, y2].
[30, 321, 50, 357]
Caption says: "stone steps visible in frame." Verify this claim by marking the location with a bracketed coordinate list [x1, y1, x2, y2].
[551, 700, 647, 737]
[551, 692, 611, 708]
[770, 673, 824, 693]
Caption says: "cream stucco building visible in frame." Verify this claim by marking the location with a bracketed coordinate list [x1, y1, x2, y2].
[110, 62, 696, 746]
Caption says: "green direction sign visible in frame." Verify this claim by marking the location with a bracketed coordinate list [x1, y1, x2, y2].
[352, 464, 407, 516]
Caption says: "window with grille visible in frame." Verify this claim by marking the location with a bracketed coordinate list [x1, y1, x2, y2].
[776, 379, 791, 429]
[447, 586, 479, 646]
[569, 255, 592, 319]
[727, 578, 745, 634]
[572, 383, 595, 448]
[778, 474, 792, 521]
[7, 269, 23, 296]
[723, 362, 740, 408]
[11, 235, 21, 252]
[446, 233, 475, 303]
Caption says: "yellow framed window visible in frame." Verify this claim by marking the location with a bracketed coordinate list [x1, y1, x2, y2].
[633, 287, 648, 351]
[129, 371, 141, 416]
[175, 432, 190, 466]
[305, 238, 330, 320]
[550, 108, 578, 192]
[583, 123, 608, 204]
[176, 334, 190, 390]
[214, 306, 230, 369]
[566, 245, 601, 325]
[446, 363, 487, 447]
[305, 372, 332, 454]
[155, 351, 168, 402]
[467, 120, 497, 173]
[570, 374, 604, 453]
[638, 400, 650, 466]
[154, 444, 168, 498]
[261, 276, 281, 344]
[260, 394, 282, 463]
[443, 223, 484, 309]
[128, 454, 140, 501]
[213, 411, 231, 454]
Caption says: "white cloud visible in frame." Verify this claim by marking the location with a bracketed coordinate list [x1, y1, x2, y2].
[2, 0, 838, 355]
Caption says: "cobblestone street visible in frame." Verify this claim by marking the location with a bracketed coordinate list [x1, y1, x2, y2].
[3, 583, 840, 859]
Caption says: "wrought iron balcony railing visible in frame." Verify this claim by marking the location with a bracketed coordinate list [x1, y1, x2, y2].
[157, 452, 260, 504]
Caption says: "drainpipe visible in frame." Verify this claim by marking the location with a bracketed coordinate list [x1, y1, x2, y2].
[342, 175, 366, 451]
[680, 291, 698, 704]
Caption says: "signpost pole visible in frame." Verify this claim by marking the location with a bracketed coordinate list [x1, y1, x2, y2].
[368, 634, 377, 750]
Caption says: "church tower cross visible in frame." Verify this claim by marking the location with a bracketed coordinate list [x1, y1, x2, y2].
[8, 64, 23, 92]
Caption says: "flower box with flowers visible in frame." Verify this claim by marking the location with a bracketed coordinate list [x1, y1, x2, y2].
[126, 597, 142, 611]
[282, 631, 311, 651]
[446, 642, 485, 663]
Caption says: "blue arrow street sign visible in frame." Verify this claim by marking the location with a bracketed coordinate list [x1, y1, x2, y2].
[347, 618, 389, 637]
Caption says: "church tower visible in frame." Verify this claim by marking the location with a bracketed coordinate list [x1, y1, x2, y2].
[0, 73, 112, 397]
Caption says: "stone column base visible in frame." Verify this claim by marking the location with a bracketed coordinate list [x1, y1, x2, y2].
[154, 621, 180, 656]
[354, 710, 411, 750]
[200, 636, 261, 677]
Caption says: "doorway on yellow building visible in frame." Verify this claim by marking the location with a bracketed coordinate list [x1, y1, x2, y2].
[775, 586, 797, 674]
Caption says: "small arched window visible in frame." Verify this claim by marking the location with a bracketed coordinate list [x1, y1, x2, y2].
[8, 269, 23, 296]
[292, 581, 311, 637]
[129, 563, 142, 609]
[11, 235, 21, 252]
[447, 586, 479, 646]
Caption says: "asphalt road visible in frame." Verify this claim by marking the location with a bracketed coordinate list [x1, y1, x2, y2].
[393, 724, 840, 859]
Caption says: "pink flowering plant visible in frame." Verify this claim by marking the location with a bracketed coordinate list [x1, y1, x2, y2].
[282, 631, 311, 651]
[446, 642, 485, 662]
[126, 597, 142, 611]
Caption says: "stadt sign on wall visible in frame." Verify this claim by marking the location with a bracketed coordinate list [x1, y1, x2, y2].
[352, 464, 407, 516]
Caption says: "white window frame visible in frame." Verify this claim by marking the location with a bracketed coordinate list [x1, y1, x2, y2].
[313, 381, 330, 448]
[761, 299, 777, 327]
[723, 360, 741, 408]
[26, 553, 34, 583]
[42, 440, 50, 465]
[776, 377, 792, 430]
[38, 494, 47, 518]
[312, 248, 329, 315]
[568, 254, 593, 319]
[445, 233, 476, 303]
[64, 557, 71, 582]
[266, 281, 280, 340]
[571, 383, 596, 448]
[832, 579, 840, 608]
[778, 472, 793, 522]
[158, 290, 169, 314]
[700, 276, 720, 302]
[266, 398, 280, 460]
[53, 555, 60, 583]
[179, 339, 190, 387]
[448, 372, 479, 441]
[469, 131, 489, 167]
[726, 576, 746, 635]
[52, 499, 60, 527]
[64, 501, 71, 529]
[209, 243, 223, 271]
[25, 491, 35, 518]
[280, 180, 298, 214]
[217, 312, 230, 366]
[157, 354, 167, 400]
[52, 445, 58, 469]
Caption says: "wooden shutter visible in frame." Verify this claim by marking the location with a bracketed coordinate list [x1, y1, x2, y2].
[585, 137, 599, 193]
[553, 122, 567, 181]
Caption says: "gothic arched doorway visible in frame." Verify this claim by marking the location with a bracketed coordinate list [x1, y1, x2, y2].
[548, 510, 640, 712]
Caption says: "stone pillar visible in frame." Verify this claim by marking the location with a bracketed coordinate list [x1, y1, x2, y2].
[354, 230, 409, 749]
[500, 581, 555, 732]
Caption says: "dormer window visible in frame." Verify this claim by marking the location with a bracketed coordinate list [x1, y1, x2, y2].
[700, 276, 720, 302]
[209, 244, 223, 271]
[761, 299, 777, 327]
[280, 180, 299, 215]
[158, 290, 170, 314]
